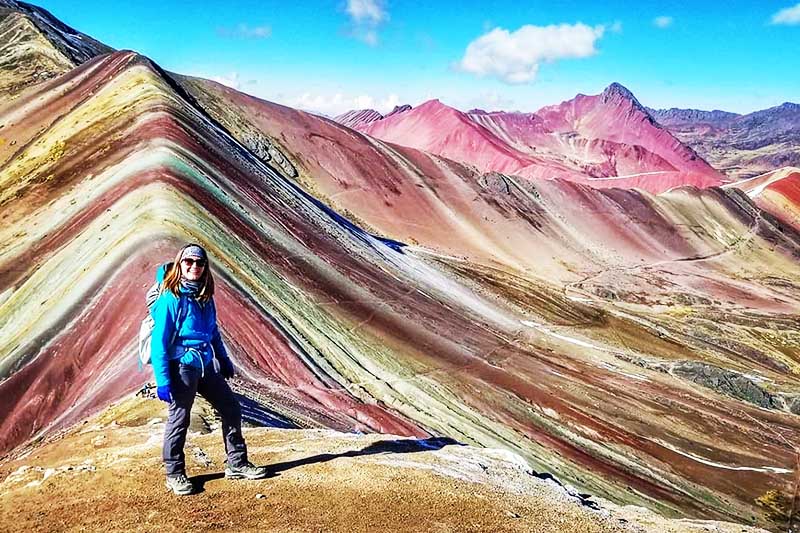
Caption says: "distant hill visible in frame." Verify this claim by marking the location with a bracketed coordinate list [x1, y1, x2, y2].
[334, 105, 411, 129]
[647, 107, 741, 128]
[648, 102, 800, 179]
[337, 83, 725, 193]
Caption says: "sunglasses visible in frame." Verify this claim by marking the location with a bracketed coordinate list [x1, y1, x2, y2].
[181, 258, 206, 267]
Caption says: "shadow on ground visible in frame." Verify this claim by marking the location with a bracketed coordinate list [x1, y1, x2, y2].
[189, 436, 462, 492]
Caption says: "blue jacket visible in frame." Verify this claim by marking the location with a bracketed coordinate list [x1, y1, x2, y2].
[149, 264, 231, 387]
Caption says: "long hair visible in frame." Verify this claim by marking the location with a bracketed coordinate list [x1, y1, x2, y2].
[162, 244, 215, 303]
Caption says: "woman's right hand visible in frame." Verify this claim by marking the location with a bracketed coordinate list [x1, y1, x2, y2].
[219, 357, 234, 379]
[157, 384, 173, 403]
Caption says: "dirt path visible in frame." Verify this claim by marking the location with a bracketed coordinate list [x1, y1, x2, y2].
[0, 397, 769, 533]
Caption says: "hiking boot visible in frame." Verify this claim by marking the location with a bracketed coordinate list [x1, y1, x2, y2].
[165, 473, 194, 495]
[225, 461, 268, 480]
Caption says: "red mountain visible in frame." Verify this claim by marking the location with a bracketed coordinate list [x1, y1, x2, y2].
[344, 84, 726, 193]
[358, 99, 582, 180]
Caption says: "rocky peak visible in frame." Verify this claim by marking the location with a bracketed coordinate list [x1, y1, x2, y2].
[599, 82, 657, 124]
[0, 0, 112, 65]
[417, 98, 445, 109]
[647, 107, 740, 127]
[334, 108, 384, 129]
[600, 82, 640, 106]
[385, 104, 412, 118]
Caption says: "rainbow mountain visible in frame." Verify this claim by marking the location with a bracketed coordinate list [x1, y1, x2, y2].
[1, 1, 800, 530]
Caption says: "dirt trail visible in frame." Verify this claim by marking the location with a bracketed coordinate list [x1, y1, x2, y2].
[0, 397, 768, 533]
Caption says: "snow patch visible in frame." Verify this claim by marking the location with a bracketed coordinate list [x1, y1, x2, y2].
[656, 440, 792, 474]
[590, 170, 671, 181]
[521, 319, 608, 351]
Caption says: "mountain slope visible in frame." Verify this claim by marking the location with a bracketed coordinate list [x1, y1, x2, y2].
[0, 11, 72, 96]
[726, 167, 800, 232]
[130, 74, 800, 528]
[358, 98, 573, 177]
[0, 51, 427, 456]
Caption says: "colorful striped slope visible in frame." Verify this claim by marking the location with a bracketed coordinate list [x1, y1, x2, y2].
[1, 4, 800, 531]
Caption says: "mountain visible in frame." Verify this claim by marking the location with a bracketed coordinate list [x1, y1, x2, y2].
[0, 0, 111, 96]
[647, 107, 741, 128]
[725, 167, 800, 232]
[0, 50, 425, 455]
[649, 103, 800, 179]
[533, 83, 721, 177]
[358, 98, 580, 178]
[343, 84, 725, 193]
[2, 2, 800, 531]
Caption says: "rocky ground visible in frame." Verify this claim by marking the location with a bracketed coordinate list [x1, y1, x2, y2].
[0, 396, 767, 533]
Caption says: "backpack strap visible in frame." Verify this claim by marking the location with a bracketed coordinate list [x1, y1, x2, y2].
[138, 283, 191, 373]
[145, 282, 162, 308]
[170, 294, 189, 347]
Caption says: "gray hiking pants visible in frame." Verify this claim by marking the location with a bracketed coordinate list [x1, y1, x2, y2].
[163, 361, 248, 475]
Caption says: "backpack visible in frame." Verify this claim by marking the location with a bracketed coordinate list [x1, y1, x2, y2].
[137, 281, 187, 370]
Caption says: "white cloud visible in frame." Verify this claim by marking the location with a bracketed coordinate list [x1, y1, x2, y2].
[280, 92, 403, 116]
[353, 94, 375, 109]
[381, 93, 400, 111]
[344, 0, 387, 46]
[653, 16, 673, 28]
[210, 72, 242, 90]
[609, 20, 623, 33]
[217, 24, 272, 39]
[346, 0, 387, 24]
[457, 23, 606, 85]
[771, 3, 800, 25]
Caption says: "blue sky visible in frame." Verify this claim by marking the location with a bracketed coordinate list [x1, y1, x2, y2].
[37, 0, 800, 115]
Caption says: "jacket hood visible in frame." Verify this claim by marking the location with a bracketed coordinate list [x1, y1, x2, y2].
[155, 262, 173, 284]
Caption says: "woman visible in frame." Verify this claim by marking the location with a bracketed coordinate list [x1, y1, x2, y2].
[150, 243, 268, 495]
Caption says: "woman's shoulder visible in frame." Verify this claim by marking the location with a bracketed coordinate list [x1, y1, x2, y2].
[153, 288, 181, 311]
